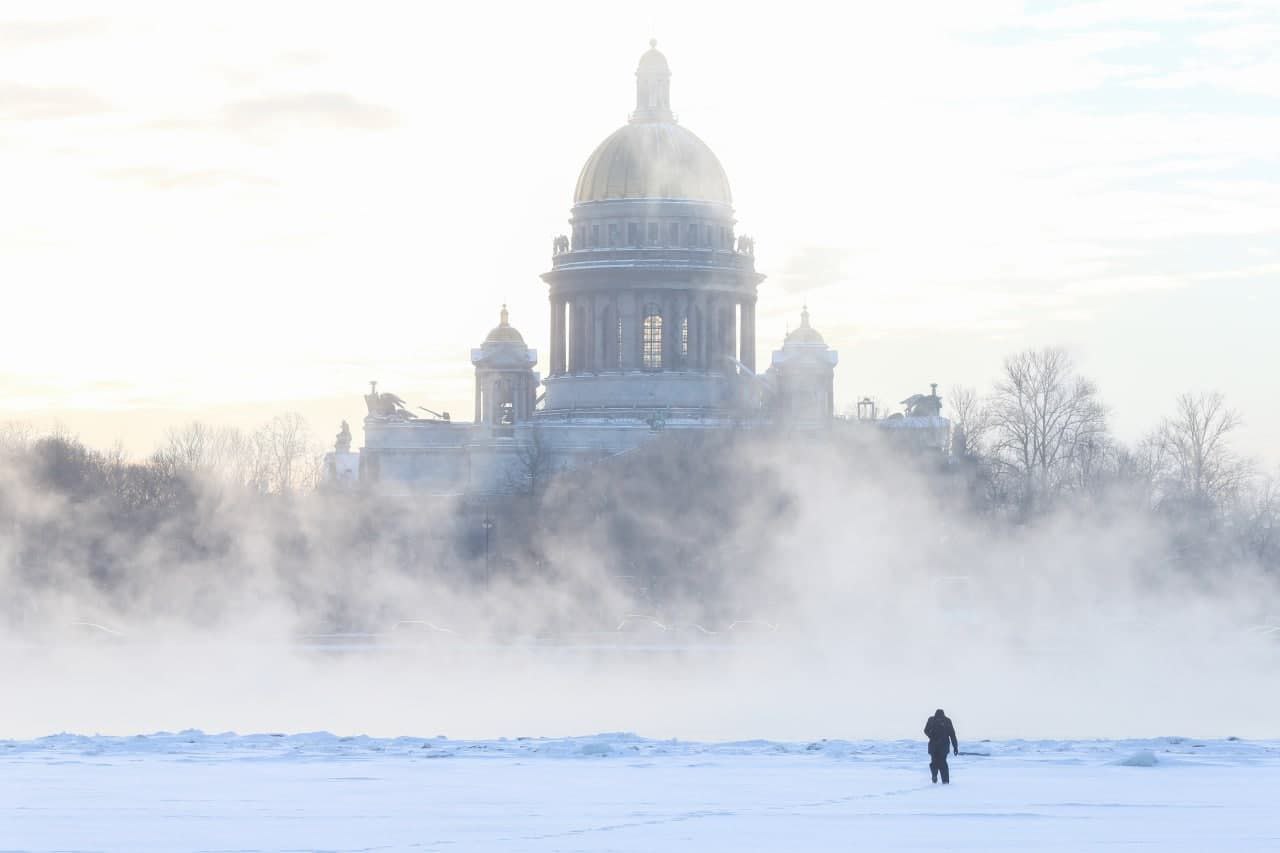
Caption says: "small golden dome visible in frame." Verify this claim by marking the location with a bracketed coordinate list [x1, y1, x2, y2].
[483, 305, 526, 346]
[785, 307, 827, 347]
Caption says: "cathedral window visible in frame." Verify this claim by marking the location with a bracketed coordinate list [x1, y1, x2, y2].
[590, 224, 600, 248]
[719, 226, 727, 248]
[642, 306, 663, 370]
[686, 223, 697, 247]
[608, 223, 619, 247]
[668, 222, 679, 245]
[647, 222, 659, 245]
[628, 222, 640, 246]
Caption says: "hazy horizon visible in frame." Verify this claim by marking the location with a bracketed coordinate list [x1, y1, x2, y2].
[3, 2, 1279, 463]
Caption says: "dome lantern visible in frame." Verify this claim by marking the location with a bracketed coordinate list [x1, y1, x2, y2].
[632, 38, 673, 124]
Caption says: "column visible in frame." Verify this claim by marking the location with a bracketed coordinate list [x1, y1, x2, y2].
[474, 374, 482, 423]
[739, 299, 756, 373]
[662, 297, 676, 371]
[701, 295, 711, 368]
[715, 297, 729, 370]
[568, 301, 579, 373]
[550, 298, 566, 376]
[591, 293, 603, 373]
[620, 293, 638, 370]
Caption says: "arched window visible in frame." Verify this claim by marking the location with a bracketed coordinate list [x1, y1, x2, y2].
[642, 306, 663, 370]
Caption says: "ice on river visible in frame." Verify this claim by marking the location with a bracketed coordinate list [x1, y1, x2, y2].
[2, 731, 1277, 851]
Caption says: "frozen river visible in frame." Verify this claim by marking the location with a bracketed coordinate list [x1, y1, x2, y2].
[2, 732, 1277, 851]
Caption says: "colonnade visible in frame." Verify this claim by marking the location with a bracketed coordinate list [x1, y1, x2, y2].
[548, 291, 756, 376]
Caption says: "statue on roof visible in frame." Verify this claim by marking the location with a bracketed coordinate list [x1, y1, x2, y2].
[901, 383, 943, 418]
[334, 420, 352, 453]
[364, 381, 417, 420]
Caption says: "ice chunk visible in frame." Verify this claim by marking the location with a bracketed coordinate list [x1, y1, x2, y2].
[1117, 749, 1159, 767]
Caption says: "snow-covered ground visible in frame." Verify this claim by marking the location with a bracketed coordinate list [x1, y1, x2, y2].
[3, 732, 1277, 851]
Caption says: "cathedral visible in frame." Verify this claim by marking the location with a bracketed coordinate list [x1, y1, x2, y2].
[328, 42, 948, 493]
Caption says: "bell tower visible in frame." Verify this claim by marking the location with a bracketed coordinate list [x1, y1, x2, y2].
[471, 305, 538, 431]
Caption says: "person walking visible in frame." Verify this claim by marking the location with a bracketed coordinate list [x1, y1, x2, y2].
[924, 708, 958, 784]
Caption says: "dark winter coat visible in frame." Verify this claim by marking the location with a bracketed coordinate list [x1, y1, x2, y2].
[924, 712, 958, 756]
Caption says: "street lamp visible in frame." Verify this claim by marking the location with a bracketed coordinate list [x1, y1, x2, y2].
[481, 516, 494, 581]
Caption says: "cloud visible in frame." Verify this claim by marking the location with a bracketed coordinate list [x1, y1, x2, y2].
[0, 81, 109, 119]
[1060, 273, 1190, 296]
[221, 92, 399, 132]
[775, 247, 853, 294]
[104, 166, 277, 191]
[0, 17, 107, 47]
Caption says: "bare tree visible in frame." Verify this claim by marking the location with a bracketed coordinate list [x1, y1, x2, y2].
[506, 425, 557, 496]
[987, 347, 1107, 512]
[1233, 470, 1280, 572]
[947, 385, 991, 458]
[0, 421, 36, 455]
[153, 422, 268, 491]
[1153, 392, 1251, 513]
[254, 413, 316, 494]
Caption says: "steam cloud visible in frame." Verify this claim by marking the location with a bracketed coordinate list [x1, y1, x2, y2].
[1, 425, 1277, 742]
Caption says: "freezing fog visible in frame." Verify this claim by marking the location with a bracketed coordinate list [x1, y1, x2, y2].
[2, 415, 1277, 743]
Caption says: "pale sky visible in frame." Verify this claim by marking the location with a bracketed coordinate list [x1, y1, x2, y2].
[2, 1, 1278, 462]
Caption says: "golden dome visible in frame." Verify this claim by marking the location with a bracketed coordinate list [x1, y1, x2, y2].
[483, 305, 526, 346]
[572, 41, 732, 206]
[785, 307, 827, 347]
[573, 123, 732, 205]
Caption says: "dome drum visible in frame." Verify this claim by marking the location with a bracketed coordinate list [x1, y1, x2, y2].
[544, 261, 762, 295]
